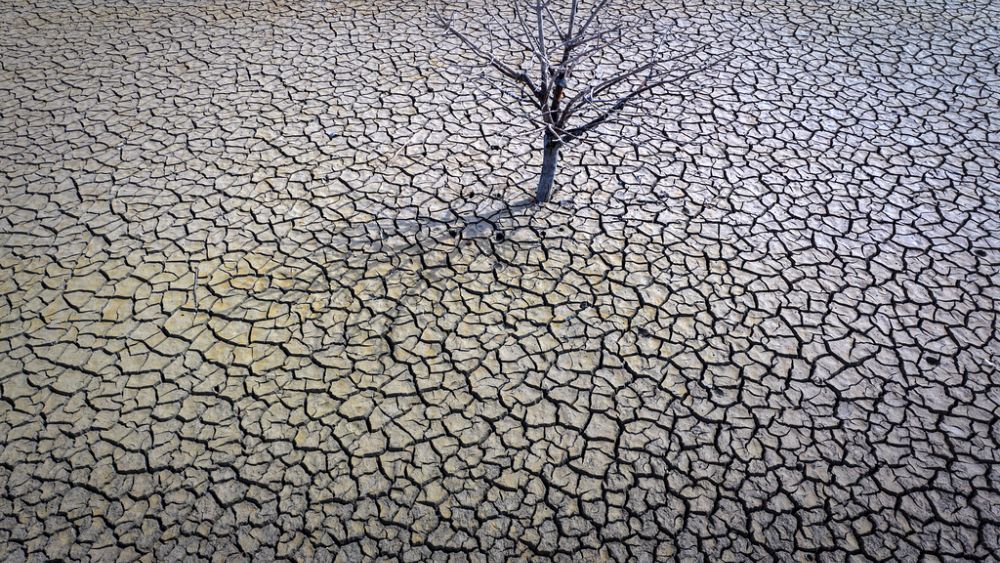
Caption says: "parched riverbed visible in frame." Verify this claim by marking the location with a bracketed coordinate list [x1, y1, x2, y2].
[1, 0, 999, 560]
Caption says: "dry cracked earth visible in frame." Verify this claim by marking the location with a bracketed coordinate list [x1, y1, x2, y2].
[2, 0, 1000, 561]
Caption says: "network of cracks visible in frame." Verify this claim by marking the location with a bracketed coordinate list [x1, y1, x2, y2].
[1, 0, 999, 561]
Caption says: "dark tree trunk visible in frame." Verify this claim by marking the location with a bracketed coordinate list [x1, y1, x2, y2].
[536, 133, 561, 203]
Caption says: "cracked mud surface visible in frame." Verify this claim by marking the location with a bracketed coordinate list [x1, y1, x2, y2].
[2, 0, 1000, 560]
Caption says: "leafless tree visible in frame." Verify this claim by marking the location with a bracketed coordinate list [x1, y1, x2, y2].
[433, 0, 722, 203]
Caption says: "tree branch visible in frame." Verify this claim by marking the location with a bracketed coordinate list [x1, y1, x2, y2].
[563, 56, 726, 141]
[434, 9, 543, 100]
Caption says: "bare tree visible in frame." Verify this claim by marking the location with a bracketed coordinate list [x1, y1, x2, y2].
[433, 0, 720, 203]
